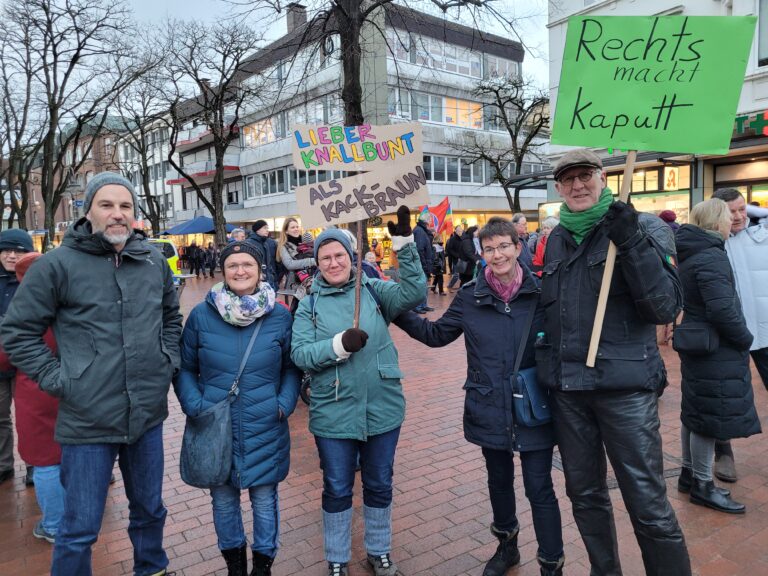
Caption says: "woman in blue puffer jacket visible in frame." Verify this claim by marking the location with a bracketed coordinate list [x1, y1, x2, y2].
[175, 241, 300, 576]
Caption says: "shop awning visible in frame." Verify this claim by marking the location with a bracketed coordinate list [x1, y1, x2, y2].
[160, 216, 235, 236]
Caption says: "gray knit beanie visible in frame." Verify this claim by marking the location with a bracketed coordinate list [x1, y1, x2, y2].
[83, 172, 139, 216]
[313, 228, 354, 261]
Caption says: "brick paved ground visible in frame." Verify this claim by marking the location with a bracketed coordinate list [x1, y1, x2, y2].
[2, 274, 768, 575]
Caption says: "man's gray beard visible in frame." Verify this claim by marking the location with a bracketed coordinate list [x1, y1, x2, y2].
[103, 228, 132, 246]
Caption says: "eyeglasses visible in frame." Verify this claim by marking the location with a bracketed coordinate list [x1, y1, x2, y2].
[225, 262, 258, 273]
[558, 169, 599, 188]
[482, 242, 516, 257]
[319, 253, 349, 266]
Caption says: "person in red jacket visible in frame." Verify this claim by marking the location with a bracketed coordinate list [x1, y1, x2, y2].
[4, 252, 61, 543]
[531, 217, 559, 277]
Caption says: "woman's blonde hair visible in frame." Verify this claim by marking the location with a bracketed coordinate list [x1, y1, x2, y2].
[276, 217, 299, 263]
[689, 198, 731, 234]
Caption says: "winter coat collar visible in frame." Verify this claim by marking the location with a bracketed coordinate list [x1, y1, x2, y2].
[675, 224, 724, 263]
[469, 266, 538, 303]
[62, 217, 150, 258]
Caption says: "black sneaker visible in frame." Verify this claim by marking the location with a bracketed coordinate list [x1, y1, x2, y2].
[367, 554, 401, 576]
[328, 562, 348, 576]
[0, 469, 13, 484]
[25, 466, 34, 487]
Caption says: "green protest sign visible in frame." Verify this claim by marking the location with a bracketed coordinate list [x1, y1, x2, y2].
[552, 16, 756, 154]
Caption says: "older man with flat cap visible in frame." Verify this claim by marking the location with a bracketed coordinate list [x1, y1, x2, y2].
[0, 172, 182, 576]
[538, 149, 690, 575]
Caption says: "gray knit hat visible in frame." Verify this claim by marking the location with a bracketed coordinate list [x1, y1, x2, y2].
[83, 172, 139, 216]
[314, 228, 354, 261]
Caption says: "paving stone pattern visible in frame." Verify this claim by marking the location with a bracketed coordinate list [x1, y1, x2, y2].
[2, 276, 768, 575]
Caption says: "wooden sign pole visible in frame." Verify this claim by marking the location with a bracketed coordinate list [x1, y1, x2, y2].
[586, 150, 637, 367]
[353, 221, 364, 329]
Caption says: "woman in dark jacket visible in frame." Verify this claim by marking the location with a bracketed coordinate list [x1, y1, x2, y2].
[458, 225, 482, 286]
[175, 241, 300, 576]
[675, 199, 760, 514]
[394, 217, 563, 576]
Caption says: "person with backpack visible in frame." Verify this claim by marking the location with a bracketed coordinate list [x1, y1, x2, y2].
[290, 207, 425, 576]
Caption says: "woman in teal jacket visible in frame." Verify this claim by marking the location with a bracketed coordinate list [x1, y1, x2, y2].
[291, 207, 425, 576]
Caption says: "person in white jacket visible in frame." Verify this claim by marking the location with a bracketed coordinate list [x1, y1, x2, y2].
[710, 188, 768, 483]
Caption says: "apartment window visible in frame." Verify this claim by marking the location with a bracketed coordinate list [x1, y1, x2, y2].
[386, 29, 410, 62]
[243, 119, 278, 148]
[446, 157, 459, 182]
[256, 168, 288, 196]
[226, 182, 239, 205]
[245, 176, 256, 200]
[761, 0, 768, 67]
[388, 87, 411, 118]
[433, 156, 446, 181]
[444, 98, 483, 129]
[486, 55, 518, 79]
[325, 94, 343, 123]
[422, 156, 432, 180]
[460, 159, 484, 183]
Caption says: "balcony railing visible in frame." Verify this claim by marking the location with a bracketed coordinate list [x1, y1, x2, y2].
[165, 154, 241, 186]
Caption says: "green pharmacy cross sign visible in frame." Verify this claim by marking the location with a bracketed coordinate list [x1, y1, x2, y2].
[552, 16, 756, 154]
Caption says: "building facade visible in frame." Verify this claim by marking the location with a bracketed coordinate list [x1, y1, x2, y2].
[166, 3, 549, 242]
[544, 0, 768, 220]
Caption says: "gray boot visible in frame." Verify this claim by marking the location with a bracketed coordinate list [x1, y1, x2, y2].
[323, 508, 353, 564]
[482, 524, 520, 576]
[538, 555, 564, 576]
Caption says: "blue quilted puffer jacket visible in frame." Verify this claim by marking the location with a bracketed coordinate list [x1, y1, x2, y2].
[175, 294, 300, 488]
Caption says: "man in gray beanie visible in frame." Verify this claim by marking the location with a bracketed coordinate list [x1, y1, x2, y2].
[0, 171, 181, 575]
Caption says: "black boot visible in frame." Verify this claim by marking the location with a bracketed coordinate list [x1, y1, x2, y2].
[250, 551, 274, 576]
[221, 545, 247, 576]
[538, 555, 564, 576]
[678, 467, 730, 496]
[482, 524, 520, 576]
[690, 478, 745, 514]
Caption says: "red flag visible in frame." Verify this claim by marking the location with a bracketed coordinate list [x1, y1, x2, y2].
[417, 197, 453, 236]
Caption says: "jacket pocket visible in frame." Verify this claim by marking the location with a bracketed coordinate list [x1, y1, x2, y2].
[534, 343, 556, 389]
[377, 343, 402, 382]
[540, 260, 561, 306]
[588, 250, 628, 296]
[61, 336, 96, 380]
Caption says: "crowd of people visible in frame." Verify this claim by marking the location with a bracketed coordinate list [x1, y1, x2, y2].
[0, 153, 765, 576]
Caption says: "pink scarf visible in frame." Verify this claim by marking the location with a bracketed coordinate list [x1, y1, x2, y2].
[484, 262, 524, 303]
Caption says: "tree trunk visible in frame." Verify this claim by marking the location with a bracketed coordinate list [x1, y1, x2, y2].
[141, 159, 160, 235]
[212, 147, 227, 246]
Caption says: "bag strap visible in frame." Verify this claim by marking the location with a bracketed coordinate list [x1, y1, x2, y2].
[512, 297, 538, 378]
[229, 318, 264, 396]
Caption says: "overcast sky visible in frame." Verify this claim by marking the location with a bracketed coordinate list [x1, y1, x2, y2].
[127, 0, 550, 87]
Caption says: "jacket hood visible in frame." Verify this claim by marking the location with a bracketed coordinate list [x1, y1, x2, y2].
[675, 224, 724, 263]
[462, 226, 478, 239]
[62, 217, 150, 257]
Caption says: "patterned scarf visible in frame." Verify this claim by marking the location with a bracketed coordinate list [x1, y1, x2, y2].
[485, 262, 523, 303]
[210, 281, 275, 326]
[559, 188, 614, 244]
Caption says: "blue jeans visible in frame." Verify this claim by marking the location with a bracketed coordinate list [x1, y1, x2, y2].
[210, 483, 279, 557]
[52, 424, 168, 576]
[314, 426, 400, 513]
[482, 446, 563, 562]
[34, 464, 65, 535]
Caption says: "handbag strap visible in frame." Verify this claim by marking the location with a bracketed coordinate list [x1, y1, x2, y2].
[229, 318, 264, 396]
[512, 297, 538, 378]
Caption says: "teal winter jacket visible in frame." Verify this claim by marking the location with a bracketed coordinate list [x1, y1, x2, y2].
[291, 242, 425, 440]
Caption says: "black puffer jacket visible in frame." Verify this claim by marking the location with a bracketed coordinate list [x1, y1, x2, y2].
[394, 269, 554, 453]
[675, 224, 760, 440]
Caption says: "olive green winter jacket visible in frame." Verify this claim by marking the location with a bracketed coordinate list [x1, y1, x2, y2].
[291, 242, 425, 440]
[0, 218, 183, 444]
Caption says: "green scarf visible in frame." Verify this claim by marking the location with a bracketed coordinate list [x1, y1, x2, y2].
[559, 188, 614, 244]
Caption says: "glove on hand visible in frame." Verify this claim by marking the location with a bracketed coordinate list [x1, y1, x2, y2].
[605, 201, 639, 246]
[387, 205, 412, 237]
[341, 328, 369, 353]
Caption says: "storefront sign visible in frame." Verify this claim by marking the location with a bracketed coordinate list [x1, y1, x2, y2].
[552, 16, 756, 154]
[292, 123, 429, 228]
[663, 167, 679, 191]
[734, 110, 768, 139]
